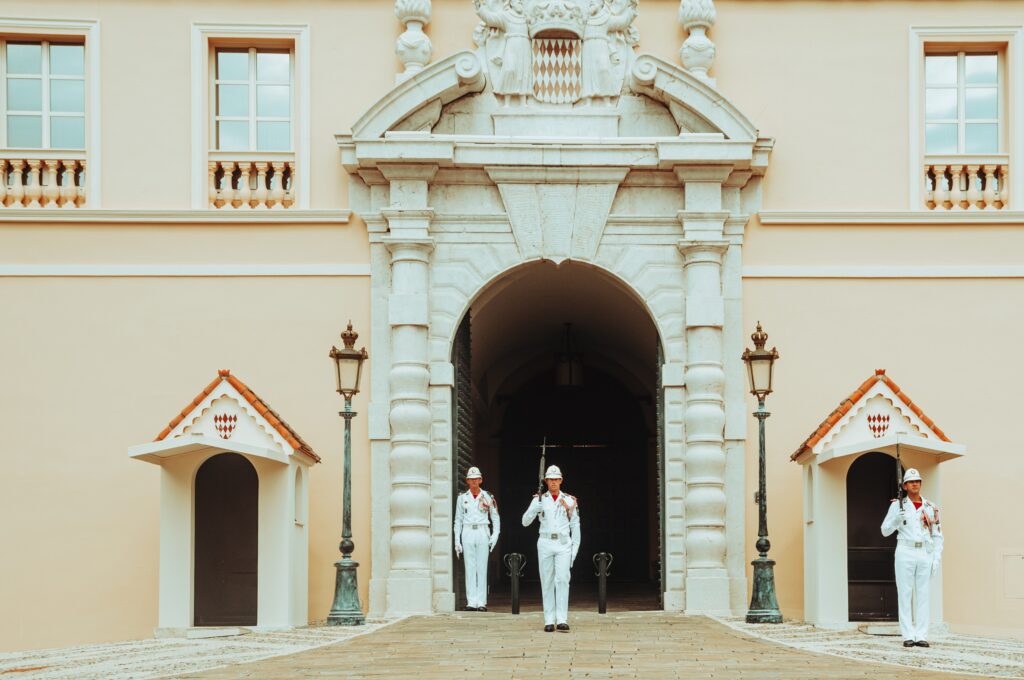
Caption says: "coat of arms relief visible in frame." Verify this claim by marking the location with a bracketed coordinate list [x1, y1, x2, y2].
[473, 0, 639, 106]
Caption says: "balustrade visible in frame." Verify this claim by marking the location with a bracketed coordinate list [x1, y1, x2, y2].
[0, 156, 86, 208]
[208, 154, 295, 209]
[924, 155, 1008, 210]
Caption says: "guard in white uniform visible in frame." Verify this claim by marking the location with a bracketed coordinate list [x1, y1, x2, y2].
[453, 466, 500, 611]
[881, 467, 944, 647]
[522, 465, 581, 632]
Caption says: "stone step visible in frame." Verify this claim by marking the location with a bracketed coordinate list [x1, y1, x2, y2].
[857, 622, 901, 636]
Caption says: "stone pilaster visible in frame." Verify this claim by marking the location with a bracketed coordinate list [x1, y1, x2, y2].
[381, 164, 437, 615]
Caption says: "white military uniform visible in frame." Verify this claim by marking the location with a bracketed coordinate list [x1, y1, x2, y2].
[521, 477, 581, 627]
[453, 485, 500, 609]
[880, 470, 943, 643]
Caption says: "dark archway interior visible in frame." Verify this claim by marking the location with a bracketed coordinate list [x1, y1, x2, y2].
[194, 452, 258, 626]
[453, 260, 662, 612]
[847, 451, 899, 621]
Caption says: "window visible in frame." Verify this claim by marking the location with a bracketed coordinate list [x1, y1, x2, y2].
[2, 40, 85, 149]
[214, 47, 292, 152]
[925, 52, 1000, 155]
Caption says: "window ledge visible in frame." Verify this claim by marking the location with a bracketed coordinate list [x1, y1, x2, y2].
[0, 209, 351, 224]
[758, 210, 1024, 226]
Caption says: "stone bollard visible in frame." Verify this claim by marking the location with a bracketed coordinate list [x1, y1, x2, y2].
[503, 552, 526, 615]
[593, 552, 614, 614]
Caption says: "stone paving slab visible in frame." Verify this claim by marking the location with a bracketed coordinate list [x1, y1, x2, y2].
[171, 612, 995, 679]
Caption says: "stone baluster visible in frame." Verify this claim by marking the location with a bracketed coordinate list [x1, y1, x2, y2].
[237, 162, 253, 208]
[381, 164, 437, 616]
[932, 165, 949, 210]
[252, 162, 269, 208]
[76, 166, 87, 207]
[966, 165, 981, 210]
[25, 159, 43, 208]
[982, 166, 997, 209]
[208, 161, 220, 208]
[949, 165, 964, 210]
[679, 0, 717, 86]
[282, 164, 295, 208]
[395, 0, 432, 83]
[0, 161, 7, 208]
[60, 161, 78, 208]
[40, 160, 59, 208]
[8, 160, 25, 207]
[998, 167, 1008, 208]
[268, 161, 285, 209]
[924, 166, 936, 209]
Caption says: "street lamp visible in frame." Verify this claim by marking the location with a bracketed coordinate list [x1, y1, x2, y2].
[742, 322, 783, 624]
[327, 321, 368, 626]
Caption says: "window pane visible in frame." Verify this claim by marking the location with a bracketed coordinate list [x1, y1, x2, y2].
[925, 88, 956, 120]
[50, 79, 85, 113]
[966, 87, 997, 120]
[256, 52, 289, 83]
[218, 120, 249, 150]
[7, 78, 42, 111]
[7, 43, 42, 75]
[257, 121, 290, 150]
[965, 123, 998, 153]
[925, 123, 957, 154]
[925, 55, 957, 86]
[216, 50, 248, 81]
[965, 54, 997, 85]
[257, 85, 290, 117]
[50, 116, 85, 149]
[217, 84, 249, 116]
[7, 115, 42, 147]
[49, 44, 85, 76]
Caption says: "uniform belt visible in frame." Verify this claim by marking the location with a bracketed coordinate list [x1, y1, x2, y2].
[464, 523, 487, 529]
[545, 533, 560, 540]
[897, 539, 925, 548]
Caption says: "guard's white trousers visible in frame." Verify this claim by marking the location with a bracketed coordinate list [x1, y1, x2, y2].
[461, 527, 490, 608]
[895, 544, 932, 641]
[537, 536, 572, 625]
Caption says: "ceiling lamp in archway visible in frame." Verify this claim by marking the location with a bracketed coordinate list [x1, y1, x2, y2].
[555, 322, 584, 388]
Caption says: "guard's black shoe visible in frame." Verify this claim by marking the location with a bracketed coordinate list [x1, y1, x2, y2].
[903, 640, 916, 647]
[915, 641, 930, 648]
[544, 624, 555, 632]
[477, 606, 487, 612]
[556, 623, 570, 632]
[465, 606, 478, 611]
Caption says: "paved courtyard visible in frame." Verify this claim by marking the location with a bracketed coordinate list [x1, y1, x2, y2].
[4, 612, 1024, 679]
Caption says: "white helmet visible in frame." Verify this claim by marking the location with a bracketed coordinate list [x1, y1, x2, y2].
[544, 465, 563, 479]
[902, 468, 922, 483]
[466, 466, 482, 479]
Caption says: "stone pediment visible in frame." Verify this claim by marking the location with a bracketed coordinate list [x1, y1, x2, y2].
[129, 369, 319, 465]
[791, 369, 965, 465]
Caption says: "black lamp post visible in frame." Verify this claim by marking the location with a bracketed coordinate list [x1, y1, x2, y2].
[742, 322, 783, 624]
[327, 321, 368, 626]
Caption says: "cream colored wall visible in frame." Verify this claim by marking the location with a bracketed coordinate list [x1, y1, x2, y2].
[3, 0, 1024, 651]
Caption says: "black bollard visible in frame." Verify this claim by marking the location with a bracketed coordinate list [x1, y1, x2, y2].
[592, 552, 614, 614]
[503, 552, 526, 615]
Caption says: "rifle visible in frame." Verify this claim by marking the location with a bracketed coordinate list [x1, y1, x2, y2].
[537, 436, 547, 497]
[895, 433, 905, 520]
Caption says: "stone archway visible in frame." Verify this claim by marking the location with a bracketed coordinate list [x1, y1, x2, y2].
[342, 28, 771, 619]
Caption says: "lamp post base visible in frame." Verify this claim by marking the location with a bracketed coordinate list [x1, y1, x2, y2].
[746, 557, 782, 623]
[327, 557, 365, 626]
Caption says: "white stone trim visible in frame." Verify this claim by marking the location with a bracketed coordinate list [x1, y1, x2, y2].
[907, 25, 1024, 209]
[190, 22, 311, 209]
[742, 265, 1024, 279]
[758, 210, 1024, 225]
[0, 17, 101, 207]
[0, 209, 350, 224]
[0, 264, 370, 277]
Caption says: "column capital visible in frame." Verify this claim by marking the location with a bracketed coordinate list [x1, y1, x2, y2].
[382, 235, 434, 259]
[379, 164, 439, 183]
[678, 239, 728, 263]
[674, 164, 734, 185]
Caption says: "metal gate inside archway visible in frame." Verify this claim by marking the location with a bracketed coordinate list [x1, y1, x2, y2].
[450, 261, 664, 612]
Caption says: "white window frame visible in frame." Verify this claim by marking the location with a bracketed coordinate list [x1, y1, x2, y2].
[212, 46, 294, 153]
[924, 51, 1001, 155]
[0, 18, 100, 206]
[0, 39, 87, 149]
[909, 26, 1023, 209]
[191, 23, 310, 209]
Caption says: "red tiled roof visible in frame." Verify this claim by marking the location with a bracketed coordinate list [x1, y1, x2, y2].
[790, 369, 951, 461]
[155, 369, 320, 463]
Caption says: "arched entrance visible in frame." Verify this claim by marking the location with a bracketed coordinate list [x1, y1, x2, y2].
[194, 452, 258, 626]
[846, 451, 898, 621]
[451, 261, 662, 611]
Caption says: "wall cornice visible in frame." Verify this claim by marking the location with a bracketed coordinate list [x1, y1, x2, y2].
[758, 211, 1024, 226]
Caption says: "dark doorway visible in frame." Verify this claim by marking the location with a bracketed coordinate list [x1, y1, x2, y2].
[847, 451, 898, 621]
[194, 452, 258, 626]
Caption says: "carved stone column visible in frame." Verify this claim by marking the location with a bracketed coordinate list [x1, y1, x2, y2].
[381, 164, 437, 615]
[395, 0, 433, 83]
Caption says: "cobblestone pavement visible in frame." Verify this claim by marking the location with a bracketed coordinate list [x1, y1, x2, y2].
[719, 617, 1024, 679]
[0, 620, 398, 680]
[173, 612, 1002, 679]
